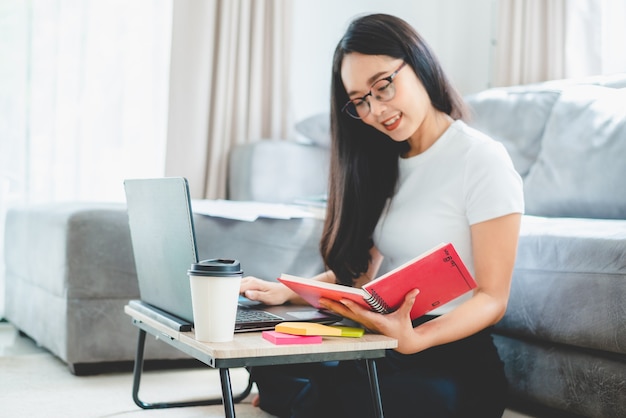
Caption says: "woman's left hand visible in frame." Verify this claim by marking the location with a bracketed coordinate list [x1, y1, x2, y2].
[319, 289, 420, 354]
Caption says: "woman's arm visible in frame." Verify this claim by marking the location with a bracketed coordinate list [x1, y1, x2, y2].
[320, 213, 521, 354]
[408, 212, 521, 351]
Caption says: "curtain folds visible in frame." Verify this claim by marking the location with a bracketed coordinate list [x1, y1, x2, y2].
[494, 0, 626, 87]
[165, 0, 292, 200]
[494, 0, 566, 86]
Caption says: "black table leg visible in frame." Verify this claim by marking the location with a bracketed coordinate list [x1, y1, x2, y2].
[131, 327, 252, 409]
[366, 358, 384, 418]
[220, 368, 236, 417]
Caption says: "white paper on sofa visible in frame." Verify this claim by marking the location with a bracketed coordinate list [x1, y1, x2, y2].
[191, 199, 318, 222]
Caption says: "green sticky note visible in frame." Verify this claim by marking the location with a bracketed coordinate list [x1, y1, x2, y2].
[330, 326, 365, 337]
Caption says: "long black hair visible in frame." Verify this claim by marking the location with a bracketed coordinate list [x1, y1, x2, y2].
[320, 13, 466, 285]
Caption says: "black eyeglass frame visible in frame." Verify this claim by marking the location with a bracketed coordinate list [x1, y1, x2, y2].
[341, 62, 407, 119]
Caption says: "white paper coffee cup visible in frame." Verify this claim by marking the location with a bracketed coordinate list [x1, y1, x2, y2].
[188, 259, 243, 342]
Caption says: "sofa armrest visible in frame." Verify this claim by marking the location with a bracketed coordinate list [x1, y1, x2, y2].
[228, 140, 329, 203]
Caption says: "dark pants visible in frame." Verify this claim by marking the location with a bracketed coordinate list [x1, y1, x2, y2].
[250, 326, 507, 418]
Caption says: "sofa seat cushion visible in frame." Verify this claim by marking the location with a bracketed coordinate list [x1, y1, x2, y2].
[516, 215, 626, 274]
[496, 215, 626, 355]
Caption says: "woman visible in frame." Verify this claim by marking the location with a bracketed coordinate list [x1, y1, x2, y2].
[240, 13, 523, 418]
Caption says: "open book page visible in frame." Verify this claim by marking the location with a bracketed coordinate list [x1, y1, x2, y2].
[278, 274, 372, 311]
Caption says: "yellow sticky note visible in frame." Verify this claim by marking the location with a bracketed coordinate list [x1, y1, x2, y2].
[275, 322, 342, 336]
[330, 326, 365, 337]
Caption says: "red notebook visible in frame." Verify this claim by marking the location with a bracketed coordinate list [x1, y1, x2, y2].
[278, 242, 477, 320]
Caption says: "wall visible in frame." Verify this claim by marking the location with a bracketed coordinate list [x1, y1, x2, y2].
[290, 0, 496, 123]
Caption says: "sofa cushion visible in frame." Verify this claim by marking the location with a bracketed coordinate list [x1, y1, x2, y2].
[515, 215, 626, 275]
[497, 215, 626, 355]
[4, 202, 138, 299]
[228, 140, 329, 203]
[294, 113, 331, 148]
[523, 86, 626, 219]
[193, 214, 325, 281]
[494, 334, 626, 418]
[465, 87, 561, 177]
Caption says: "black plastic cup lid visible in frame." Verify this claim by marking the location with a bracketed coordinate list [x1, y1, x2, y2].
[188, 259, 243, 276]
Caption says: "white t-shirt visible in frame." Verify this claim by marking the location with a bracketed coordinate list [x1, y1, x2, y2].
[373, 120, 524, 314]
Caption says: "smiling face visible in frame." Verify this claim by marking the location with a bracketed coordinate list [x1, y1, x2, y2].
[340, 52, 451, 155]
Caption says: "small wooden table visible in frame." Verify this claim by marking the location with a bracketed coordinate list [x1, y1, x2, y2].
[125, 305, 397, 417]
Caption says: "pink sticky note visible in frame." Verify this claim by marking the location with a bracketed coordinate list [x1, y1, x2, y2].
[262, 331, 323, 345]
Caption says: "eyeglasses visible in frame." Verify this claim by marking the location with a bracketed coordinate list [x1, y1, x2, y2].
[341, 62, 407, 119]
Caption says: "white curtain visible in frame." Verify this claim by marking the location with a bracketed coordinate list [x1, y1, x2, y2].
[0, 0, 172, 205]
[164, 0, 293, 199]
[0, 0, 172, 317]
[494, 0, 626, 87]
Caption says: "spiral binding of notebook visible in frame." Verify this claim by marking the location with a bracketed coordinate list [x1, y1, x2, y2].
[365, 290, 391, 314]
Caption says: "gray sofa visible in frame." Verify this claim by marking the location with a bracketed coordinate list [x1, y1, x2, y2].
[464, 76, 626, 418]
[3, 204, 326, 374]
[4, 75, 626, 417]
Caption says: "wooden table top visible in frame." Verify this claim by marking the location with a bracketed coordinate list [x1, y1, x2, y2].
[125, 305, 397, 361]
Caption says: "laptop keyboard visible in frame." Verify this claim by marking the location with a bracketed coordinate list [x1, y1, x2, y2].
[236, 308, 284, 323]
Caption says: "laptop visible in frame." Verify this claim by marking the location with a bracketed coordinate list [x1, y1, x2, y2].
[123, 177, 340, 332]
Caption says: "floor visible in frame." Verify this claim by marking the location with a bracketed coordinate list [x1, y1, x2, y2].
[0, 319, 47, 357]
[0, 320, 536, 417]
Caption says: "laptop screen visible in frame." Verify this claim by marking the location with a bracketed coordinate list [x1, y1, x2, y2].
[124, 177, 198, 323]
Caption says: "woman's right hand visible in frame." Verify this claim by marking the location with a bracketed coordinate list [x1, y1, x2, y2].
[240, 276, 297, 306]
